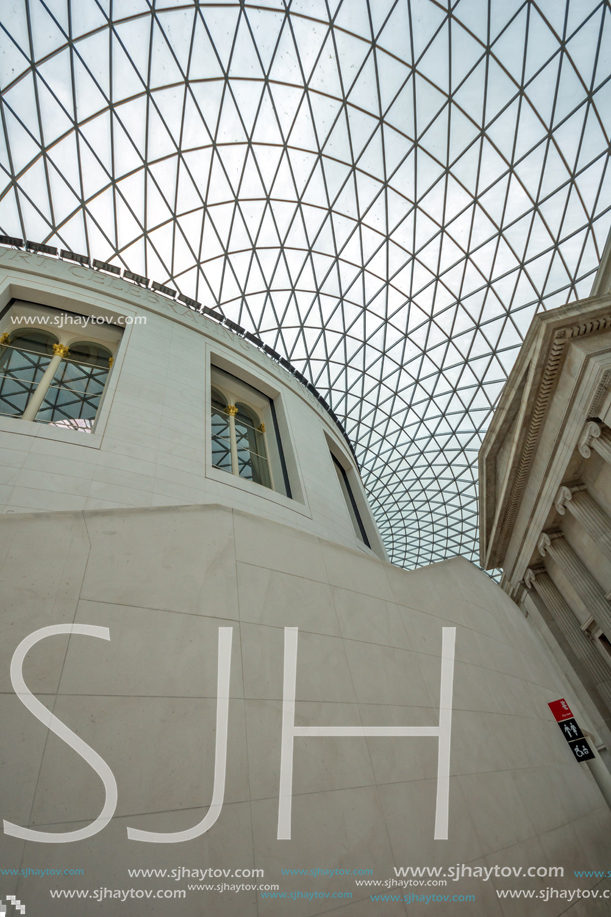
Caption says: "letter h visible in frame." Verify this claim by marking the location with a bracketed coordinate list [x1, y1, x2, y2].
[277, 626, 456, 840]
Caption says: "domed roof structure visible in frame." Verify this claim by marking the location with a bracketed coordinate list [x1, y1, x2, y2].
[0, 0, 609, 567]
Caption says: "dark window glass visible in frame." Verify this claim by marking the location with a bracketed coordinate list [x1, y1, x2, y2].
[235, 403, 271, 488]
[211, 388, 232, 472]
[36, 342, 112, 432]
[210, 366, 290, 497]
[0, 333, 57, 417]
[332, 453, 370, 547]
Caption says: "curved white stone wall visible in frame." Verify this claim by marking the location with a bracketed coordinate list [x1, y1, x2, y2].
[0, 249, 383, 557]
[1, 504, 610, 916]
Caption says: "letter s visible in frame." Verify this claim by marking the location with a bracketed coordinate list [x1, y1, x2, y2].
[4, 624, 118, 843]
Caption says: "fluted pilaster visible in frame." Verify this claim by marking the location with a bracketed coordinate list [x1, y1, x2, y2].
[525, 568, 611, 710]
[556, 485, 611, 563]
[538, 533, 611, 639]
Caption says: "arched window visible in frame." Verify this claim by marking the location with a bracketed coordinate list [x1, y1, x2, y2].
[36, 341, 113, 431]
[0, 330, 58, 418]
[210, 364, 290, 496]
[0, 323, 115, 433]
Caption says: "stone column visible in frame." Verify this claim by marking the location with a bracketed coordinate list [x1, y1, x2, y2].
[538, 533, 611, 639]
[579, 421, 611, 466]
[21, 342, 69, 422]
[226, 404, 239, 476]
[524, 568, 611, 710]
[556, 485, 611, 563]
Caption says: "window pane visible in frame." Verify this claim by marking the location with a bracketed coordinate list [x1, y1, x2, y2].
[332, 454, 370, 547]
[235, 410, 271, 488]
[0, 344, 53, 417]
[36, 388, 101, 429]
[52, 359, 108, 395]
[210, 365, 289, 496]
[250, 450, 271, 489]
[0, 376, 36, 416]
[235, 418, 254, 479]
[9, 332, 56, 355]
[35, 359, 109, 432]
[68, 342, 112, 367]
[211, 406, 232, 471]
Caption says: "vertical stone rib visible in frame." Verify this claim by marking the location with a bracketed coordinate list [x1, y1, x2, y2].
[539, 534, 611, 639]
[593, 430, 611, 467]
[529, 571, 611, 710]
[557, 487, 611, 563]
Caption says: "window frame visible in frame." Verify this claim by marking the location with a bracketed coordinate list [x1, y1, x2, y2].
[331, 451, 371, 547]
[325, 432, 386, 557]
[33, 339, 114, 432]
[209, 362, 292, 498]
[206, 346, 306, 507]
[0, 328, 59, 419]
[0, 296, 126, 445]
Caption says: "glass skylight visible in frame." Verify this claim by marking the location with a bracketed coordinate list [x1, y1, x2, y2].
[1, 1, 610, 567]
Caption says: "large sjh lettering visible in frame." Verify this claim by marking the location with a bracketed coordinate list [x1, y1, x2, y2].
[5, 624, 455, 843]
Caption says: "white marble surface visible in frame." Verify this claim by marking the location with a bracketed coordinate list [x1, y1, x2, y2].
[1, 503, 610, 916]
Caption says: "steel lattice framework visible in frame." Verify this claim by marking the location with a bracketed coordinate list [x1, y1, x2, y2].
[0, 0, 610, 567]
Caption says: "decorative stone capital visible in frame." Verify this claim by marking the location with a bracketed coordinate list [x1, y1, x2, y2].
[523, 569, 537, 589]
[108, 356, 114, 367]
[555, 485, 573, 515]
[258, 423, 265, 433]
[0, 332, 9, 344]
[52, 343, 70, 358]
[578, 421, 601, 459]
[538, 533, 552, 557]
[226, 404, 238, 416]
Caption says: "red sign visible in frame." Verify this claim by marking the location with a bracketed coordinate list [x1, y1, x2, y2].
[548, 698, 573, 722]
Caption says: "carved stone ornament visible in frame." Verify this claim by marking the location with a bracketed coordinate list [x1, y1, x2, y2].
[578, 421, 601, 459]
[555, 485, 573, 515]
[538, 533, 552, 557]
[523, 569, 537, 589]
[494, 315, 611, 565]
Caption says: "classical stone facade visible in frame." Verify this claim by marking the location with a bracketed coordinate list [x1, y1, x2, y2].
[480, 231, 611, 762]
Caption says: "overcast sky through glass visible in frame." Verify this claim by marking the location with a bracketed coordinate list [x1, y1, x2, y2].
[0, 0, 610, 567]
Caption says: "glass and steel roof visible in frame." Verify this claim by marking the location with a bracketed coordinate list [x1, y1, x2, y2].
[1, 1, 610, 567]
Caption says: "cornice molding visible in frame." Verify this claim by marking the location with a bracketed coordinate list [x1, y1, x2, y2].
[588, 368, 611, 417]
[490, 310, 611, 567]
